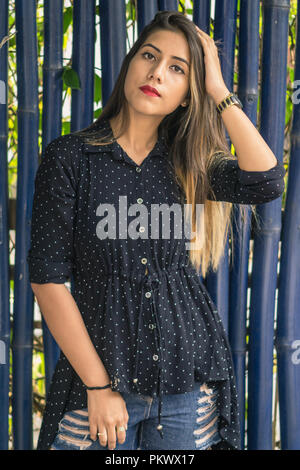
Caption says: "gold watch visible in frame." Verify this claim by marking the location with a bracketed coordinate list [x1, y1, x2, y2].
[216, 92, 243, 115]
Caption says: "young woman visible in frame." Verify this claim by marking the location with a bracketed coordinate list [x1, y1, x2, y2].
[27, 11, 286, 451]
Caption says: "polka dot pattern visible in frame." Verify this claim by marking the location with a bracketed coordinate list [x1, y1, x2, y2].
[27, 118, 286, 450]
[207, 154, 286, 203]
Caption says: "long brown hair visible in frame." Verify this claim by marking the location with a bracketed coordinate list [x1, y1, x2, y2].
[74, 10, 259, 278]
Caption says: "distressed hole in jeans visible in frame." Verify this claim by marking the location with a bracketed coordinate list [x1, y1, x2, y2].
[193, 383, 219, 450]
[56, 433, 93, 450]
[59, 422, 90, 435]
[74, 409, 89, 416]
[61, 415, 89, 426]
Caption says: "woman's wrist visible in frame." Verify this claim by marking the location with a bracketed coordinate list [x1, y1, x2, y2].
[82, 365, 112, 389]
[83, 376, 112, 389]
[211, 87, 231, 107]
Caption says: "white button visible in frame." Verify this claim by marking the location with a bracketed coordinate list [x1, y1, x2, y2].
[145, 292, 151, 298]
[141, 258, 147, 264]
[139, 226, 145, 233]
[149, 323, 156, 329]
[136, 167, 141, 172]
[153, 354, 159, 361]
[133, 378, 138, 383]
[137, 198, 143, 204]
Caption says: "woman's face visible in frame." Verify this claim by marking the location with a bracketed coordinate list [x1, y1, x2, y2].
[124, 29, 190, 118]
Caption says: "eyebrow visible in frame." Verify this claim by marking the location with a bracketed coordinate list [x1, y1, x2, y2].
[141, 43, 190, 67]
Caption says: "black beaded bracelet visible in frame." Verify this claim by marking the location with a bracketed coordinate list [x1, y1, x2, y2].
[83, 383, 112, 390]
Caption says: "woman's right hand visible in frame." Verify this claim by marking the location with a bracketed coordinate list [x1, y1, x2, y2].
[87, 388, 129, 450]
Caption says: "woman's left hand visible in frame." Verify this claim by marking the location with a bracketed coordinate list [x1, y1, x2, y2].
[194, 25, 229, 103]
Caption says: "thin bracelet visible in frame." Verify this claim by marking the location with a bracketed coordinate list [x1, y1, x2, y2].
[83, 383, 112, 390]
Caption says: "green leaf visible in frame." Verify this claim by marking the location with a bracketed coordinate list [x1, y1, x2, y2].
[94, 107, 102, 119]
[94, 73, 102, 103]
[286, 99, 293, 125]
[62, 121, 71, 134]
[63, 7, 73, 34]
[62, 67, 81, 90]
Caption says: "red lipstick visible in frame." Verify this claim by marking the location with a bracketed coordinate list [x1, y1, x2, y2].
[139, 85, 161, 97]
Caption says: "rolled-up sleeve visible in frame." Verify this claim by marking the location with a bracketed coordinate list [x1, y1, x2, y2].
[207, 156, 287, 204]
[27, 135, 81, 284]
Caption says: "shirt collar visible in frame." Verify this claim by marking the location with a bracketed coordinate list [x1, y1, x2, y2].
[82, 118, 169, 161]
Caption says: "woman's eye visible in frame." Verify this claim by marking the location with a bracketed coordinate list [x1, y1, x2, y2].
[171, 65, 184, 74]
[142, 51, 155, 60]
[142, 52, 184, 74]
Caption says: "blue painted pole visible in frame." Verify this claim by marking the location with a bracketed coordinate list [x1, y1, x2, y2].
[158, 0, 178, 12]
[193, 0, 211, 34]
[71, 0, 96, 131]
[137, 0, 158, 34]
[247, 0, 290, 449]
[41, 0, 64, 395]
[204, 0, 238, 334]
[13, 0, 40, 450]
[0, 0, 10, 451]
[229, 0, 261, 449]
[276, 0, 300, 449]
[99, 0, 127, 107]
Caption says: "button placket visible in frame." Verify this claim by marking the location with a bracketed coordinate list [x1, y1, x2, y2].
[134, 165, 162, 382]
[132, 270, 164, 395]
[146, 277, 162, 368]
[145, 290, 156, 331]
[135, 163, 150, 275]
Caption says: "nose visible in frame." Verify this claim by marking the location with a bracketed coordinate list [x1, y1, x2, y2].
[148, 61, 165, 82]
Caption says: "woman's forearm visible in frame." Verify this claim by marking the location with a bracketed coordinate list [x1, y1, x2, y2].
[211, 86, 278, 172]
[31, 282, 111, 387]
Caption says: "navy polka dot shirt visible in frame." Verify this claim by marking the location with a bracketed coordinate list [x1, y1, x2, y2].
[27, 118, 286, 450]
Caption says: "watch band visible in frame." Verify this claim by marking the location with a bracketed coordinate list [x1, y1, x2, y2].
[216, 92, 243, 115]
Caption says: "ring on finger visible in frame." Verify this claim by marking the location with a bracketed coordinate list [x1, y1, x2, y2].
[97, 431, 106, 436]
[118, 426, 126, 432]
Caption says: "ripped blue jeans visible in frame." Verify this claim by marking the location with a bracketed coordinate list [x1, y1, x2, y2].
[49, 381, 222, 450]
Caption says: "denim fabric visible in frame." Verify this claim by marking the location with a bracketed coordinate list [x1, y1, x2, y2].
[49, 381, 222, 451]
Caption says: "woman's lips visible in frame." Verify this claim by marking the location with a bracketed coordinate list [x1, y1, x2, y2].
[139, 87, 160, 97]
